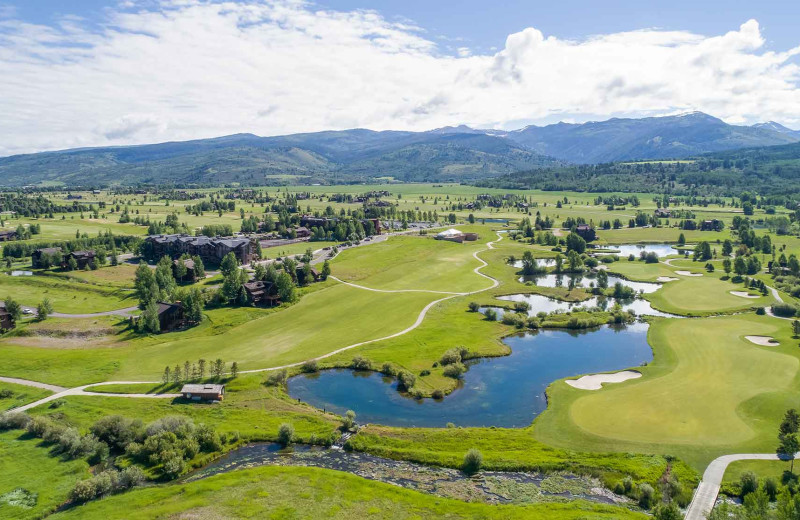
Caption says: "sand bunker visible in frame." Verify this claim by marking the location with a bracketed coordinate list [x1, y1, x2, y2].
[656, 276, 679, 282]
[730, 291, 759, 299]
[566, 370, 642, 390]
[675, 270, 703, 277]
[745, 336, 779, 346]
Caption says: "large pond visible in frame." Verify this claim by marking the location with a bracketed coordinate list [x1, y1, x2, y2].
[490, 293, 675, 318]
[592, 243, 686, 258]
[518, 272, 661, 293]
[288, 323, 652, 428]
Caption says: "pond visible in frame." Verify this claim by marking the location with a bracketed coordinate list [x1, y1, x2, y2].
[592, 243, 686, 258]
[185, 442, 629, 506]
[490, 293, 675, 318]
[518, 272, 661, 293]
[288, 323, 652, 428]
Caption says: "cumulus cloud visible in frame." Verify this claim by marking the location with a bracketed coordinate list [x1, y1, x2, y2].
[0, 1, 799, 156]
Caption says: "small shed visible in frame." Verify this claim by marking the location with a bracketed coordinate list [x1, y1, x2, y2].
[180, 383, 225, 401]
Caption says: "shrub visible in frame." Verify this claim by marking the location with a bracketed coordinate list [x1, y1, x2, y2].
[638, 483, 655, 509]
[70, 479, 97, 503]
[772, 303, 799, 317]
[300, 360, 319, 373]
[49, 399, 66, 409]
[380, 362, 395, 376]
[162, 454, 185, 479]
[513, 301, 531, 313]
[26, 416, 54, 437]
[432, 389, 444, 399]
[468, 302, 480, 312]
[462, 448, 483, 475]
[265, 369, 288, 386]
[740, 471, 758, 497]
[90, 415, 143, 452]
[0, 389, 13, 399]
[0, 412, 30, 431]
[341, 410, 356, 431]
[350, 356, 372, 371]
[439, 347, 467, 366]
[278, 423, 295, 446]
[419, 369, 431, 377]
[396, 370, 416, 390]
[483, 308, 497, 321]
[443, 363, 466, 379]
[756, 307, 766, 315]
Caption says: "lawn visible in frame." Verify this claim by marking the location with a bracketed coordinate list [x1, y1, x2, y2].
[0, 382, 52, 412]
[0, 282, 439, 383]
[331, 232, 492, 293]
[0, 430, 90, 520]
[0, 273, 134, 313]
[48, 465, 645, 520]
[535, 314, 799, 470]
[644, 274, 773, 315]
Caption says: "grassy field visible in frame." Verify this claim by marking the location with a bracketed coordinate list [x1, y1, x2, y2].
[331, 231, 492, 293]
[4, 183, 800, 518]
[0, 273, 134, 313]
[644, 275, 773, 316]
[0, 381, 52, 411]
[48, 465, 646, 520]
[0, 430, 90, 520]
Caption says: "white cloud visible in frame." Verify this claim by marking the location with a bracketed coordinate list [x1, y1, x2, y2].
[0, 1, 799, 156]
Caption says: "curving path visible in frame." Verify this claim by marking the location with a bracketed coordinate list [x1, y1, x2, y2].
[239, 231, 504, 374]
[5, 379, 180, 414]
[685, 453, 799, 520]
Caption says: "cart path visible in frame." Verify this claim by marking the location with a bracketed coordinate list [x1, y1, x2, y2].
[685, 453, 799, 520]
[0, 376, 66, 393]
[5, 380, 179, 413]
[3, 232, 504, 407]
[239, 231, 503, 374]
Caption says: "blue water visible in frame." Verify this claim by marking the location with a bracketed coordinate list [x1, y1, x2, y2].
[490, 293, 675, 318]
[519, 272, 661, 293]
[593, 244, 686, 258]
[287, 323, 652, 428]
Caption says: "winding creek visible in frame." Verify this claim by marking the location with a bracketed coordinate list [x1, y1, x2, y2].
[184, 442, 631, 506]
[288, 323, 652, 428]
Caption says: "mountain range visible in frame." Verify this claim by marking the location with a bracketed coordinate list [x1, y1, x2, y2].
[0, 112, 797, 186]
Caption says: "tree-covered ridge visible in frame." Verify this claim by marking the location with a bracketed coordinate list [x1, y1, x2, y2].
[477, 141, 800, 197]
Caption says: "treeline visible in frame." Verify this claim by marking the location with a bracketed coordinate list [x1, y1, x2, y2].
[1, 232, 142, 259]
[476, 143, 800, 197]
[0, 193, 92, 217]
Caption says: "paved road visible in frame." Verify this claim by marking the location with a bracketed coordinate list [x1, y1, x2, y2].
[0, 376, 66, 393]
[685, 453, 798, 520]
[3, 379, 176, 414]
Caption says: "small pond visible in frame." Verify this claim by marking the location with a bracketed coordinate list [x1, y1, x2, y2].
[489, 293, 675, 318]
[288, 323, 652, 428]
[518, 272, 661, 293]
[482, 218, 510, 224]
[592, 243, 686, 258]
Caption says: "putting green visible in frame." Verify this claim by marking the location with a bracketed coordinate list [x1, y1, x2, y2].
[645, 275, 773, 315]
[567, 316, 797, 447]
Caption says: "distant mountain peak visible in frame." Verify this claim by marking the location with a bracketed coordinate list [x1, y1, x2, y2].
[752, 121, 798, 134]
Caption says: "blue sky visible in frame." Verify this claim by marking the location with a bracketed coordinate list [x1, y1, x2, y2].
[0, 0, 799, 155]
[8, 0, 799, 54]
